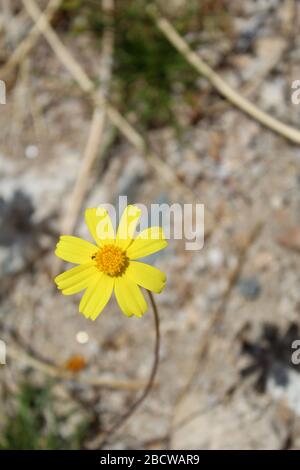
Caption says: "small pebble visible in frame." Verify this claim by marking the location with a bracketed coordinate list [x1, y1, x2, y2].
[25, 145, 39, 159]
[270, 195, 283, 209]
[237, 276, 261, 300]
[76, 331, 89, 344]
[207, 248, 224, 268]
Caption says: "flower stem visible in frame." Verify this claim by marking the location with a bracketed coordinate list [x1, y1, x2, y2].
[98, 290, 160, 448]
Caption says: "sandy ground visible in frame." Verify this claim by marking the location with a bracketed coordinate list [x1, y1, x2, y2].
[1, 0, 300, 449]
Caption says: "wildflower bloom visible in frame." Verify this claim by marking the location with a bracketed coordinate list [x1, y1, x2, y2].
[54, 205, 167, 319]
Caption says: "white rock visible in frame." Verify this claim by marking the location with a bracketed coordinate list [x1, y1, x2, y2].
[207, 248, 224, 268]
[25, 145, 39, 159]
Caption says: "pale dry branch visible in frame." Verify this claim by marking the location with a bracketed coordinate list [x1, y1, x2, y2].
[60, 113, 106, 226]
[7, 343, 146, 391]
[0, 0, 62, 79]
[147, 4, 300, 145]
[174, 221, 263, 411]
[22, 0, 203, 212]
[52, 0, 115, 275]
[60, 0, 114, 237]
[23, 0, 145, 150]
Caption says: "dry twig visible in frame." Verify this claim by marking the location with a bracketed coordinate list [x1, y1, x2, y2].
[60, 0, 114, 237]
[175, 221, 263, 406]
[7, 342, 146, 391]
[0, 0, 62, 79]
[22, 0, 203, 211]
[147, 4, 300, 145]
[53, 0, 115, 275]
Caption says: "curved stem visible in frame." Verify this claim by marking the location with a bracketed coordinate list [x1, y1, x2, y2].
[98, 291, 160, 448]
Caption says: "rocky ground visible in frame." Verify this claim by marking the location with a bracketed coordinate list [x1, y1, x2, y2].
[1, 0, 300, 449]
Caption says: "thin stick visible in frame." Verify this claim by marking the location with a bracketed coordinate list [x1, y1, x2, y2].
[175, 221, 263, 406]
[22, 0, 146, 150]
[53, 0, 115, 275]
[147, 4, 300, 145]
[22, 0, 200, 208]
[95, 291, 160, 448]
[0, 0, 62, 79]
[60, 0, 114, 237]
[6, 342, 146, 391]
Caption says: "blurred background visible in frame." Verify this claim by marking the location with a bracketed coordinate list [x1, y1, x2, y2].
[1, 0, 300, 450]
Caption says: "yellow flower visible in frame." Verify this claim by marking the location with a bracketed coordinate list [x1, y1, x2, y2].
[54, 205, 167, 320]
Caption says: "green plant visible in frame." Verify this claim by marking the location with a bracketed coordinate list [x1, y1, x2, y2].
[0, 382, 89, 450]
[60, 0, 230, 129]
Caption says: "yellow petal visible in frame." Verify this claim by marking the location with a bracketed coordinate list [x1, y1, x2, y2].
[127, 227, 168, 259]
[126, 261, 166, 293]
[114, 276, 147, 318]
[79, 273, 114, 320]
[55, 264, 99, 295]
[116, 205, 141, 250]
[85, 207, 115, 247]
[55, 236, 97, 264]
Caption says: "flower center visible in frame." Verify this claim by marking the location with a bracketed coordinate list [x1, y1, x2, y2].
[93, 244, 129, 277]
